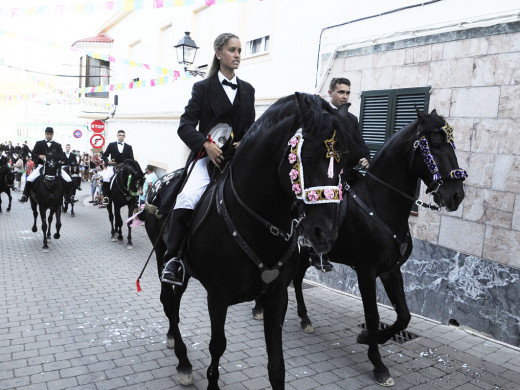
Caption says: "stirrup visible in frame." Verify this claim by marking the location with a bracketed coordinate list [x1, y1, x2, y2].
[161, 257, 185, 286]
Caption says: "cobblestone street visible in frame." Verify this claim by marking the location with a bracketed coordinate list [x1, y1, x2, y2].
[1, 187, 519, 389]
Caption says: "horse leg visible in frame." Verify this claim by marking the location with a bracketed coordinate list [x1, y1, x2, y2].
[262, 287, 289, 390]
[31, 200, 38, 232]
[108, 201, 116, 241]
[7, 190, 12, 211]
[126, 206, 133, 249]
[171, 277, 194, 385]
[70, 193, 75, 216]
[356, 271, 394, 386]
[115, 207, 123, 241]
[377, 267, 411, 344]
[206, 295, 228, 390]
[294, 249, 314, 333]
[47, 210, 54, 239]
[54, 207, 62, 239]
[40, 207, 49, 251]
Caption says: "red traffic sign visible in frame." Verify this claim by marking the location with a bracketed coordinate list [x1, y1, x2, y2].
[91, 120, 105, 133]
[90, 134, 105, 149]
[73, 129, 82, 138]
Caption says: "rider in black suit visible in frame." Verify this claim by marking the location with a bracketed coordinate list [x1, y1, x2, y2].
[19, 127, 73, 203]
[100, 130, 134, 204]
[102, 130, 134, 165]
[161, 33, 255, 285]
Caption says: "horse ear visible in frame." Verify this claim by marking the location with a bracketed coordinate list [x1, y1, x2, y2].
[336, 103, 351, 119]
[295, 92, 315, 138]
[416, 106, 427, 124]
[430, 109, 438, 116]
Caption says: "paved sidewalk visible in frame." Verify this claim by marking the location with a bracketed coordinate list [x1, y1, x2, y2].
[1, 186, 519, 389]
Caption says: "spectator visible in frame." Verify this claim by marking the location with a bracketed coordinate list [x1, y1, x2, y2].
[13, 154, 23, 191]
[25, 156, 34, 183]
[139, 165, 159, 207]
[90, 168, 102, 205]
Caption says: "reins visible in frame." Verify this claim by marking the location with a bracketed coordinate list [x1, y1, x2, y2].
[217, 167, 302, 288]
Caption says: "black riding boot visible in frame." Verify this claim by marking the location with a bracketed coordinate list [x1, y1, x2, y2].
[161, 208, 194, 286]
[310, 252, 334, 272]
[19, 181, 32, 202]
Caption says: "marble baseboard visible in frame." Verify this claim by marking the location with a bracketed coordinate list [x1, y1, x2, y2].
[305, 238, 520, 347]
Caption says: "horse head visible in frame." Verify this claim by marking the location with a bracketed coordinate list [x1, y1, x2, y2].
[119, 159, 144, 198]
[2, 166, 15, 188]
[413, 109, 466, 211]
[283, 93, 359, 254]
[42, 154, 61, 189]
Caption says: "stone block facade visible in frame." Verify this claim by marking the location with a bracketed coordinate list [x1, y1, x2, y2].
[317, 21, 520, 345]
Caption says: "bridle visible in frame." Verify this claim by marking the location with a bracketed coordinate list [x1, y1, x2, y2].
[218, 127, 342, 286]
[365, 121, 467, 211]
[113, 166, 141, 199]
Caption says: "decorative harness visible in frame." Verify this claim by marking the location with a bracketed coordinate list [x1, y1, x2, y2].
[217, 128, 342, 286]
[111, 168, 140, 200]
[346, 121, 467, 259]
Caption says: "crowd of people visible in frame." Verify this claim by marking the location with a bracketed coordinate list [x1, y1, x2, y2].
[0, 137, 158, 209]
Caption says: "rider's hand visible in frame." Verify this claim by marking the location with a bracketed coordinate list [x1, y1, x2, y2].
[204, 141, 223, 167]
[358, 158, 369, 169]
[39, 154, 46, 160]
[232, 141, 240, 149]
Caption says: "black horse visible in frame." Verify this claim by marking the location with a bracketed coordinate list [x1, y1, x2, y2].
[143, 93, 364, 389]
[62, 163, 81, 216]
[0, 165, 15, 213]
[253, 109, 466, 386]
[29, 156, 66, 252]
[105, 159, 144, 249]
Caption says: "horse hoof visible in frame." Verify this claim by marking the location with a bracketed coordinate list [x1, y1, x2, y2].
[301, 322, 315, 334]
[252, 308, 264, 321]
[117, 236, 123, 241]
[32, 227, 37, 233]
[54, 234, 60, 239]
[42, 248, 50, 253]
[177, 369, 193, 385]
[111, 237, 117, 242]
[71, 213, 75, 217]
[7, 208, 10, 212]
[374, 369, 394, 387]
[166, 336, 175, 349]
[126, 245, 133, 250]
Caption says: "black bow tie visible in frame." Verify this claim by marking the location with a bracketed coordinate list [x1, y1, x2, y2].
[118, 142, 123, 145]
[222, 79, 238, 90]
[47, 141, 53, 144]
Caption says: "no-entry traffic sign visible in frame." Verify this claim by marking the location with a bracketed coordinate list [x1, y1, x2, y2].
[90, 134, 105, 149]
[91, 120, 105, 133]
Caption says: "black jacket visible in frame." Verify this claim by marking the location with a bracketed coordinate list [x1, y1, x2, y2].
[178, 72, 255, 160]
[102, 142, 134, 165]
[32, 140, 64, 166]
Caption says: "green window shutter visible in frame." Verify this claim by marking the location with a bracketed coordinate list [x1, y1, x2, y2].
[360, 87, 431, 156]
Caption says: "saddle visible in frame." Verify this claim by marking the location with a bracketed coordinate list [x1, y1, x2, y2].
[144, 168, 184, 218]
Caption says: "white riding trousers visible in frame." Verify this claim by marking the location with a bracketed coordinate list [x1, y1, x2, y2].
[174, 157, 210, 210]
[27, 167, 71, 182]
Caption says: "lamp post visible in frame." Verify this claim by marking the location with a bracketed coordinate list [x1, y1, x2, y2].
[174, 32, 206, 77]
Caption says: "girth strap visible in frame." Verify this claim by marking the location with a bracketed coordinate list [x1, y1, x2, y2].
[216, 172, 298, 285]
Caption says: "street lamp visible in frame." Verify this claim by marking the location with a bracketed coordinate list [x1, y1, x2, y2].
[174, 32, 206, 77]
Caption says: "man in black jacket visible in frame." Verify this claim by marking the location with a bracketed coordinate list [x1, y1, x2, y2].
[100, 130, 134, 204]
[19, 127, 73, 203]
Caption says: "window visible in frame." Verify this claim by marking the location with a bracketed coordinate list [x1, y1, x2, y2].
[245, 35, 269, 57]
[359, 86, 431, 213]
[85, 55, 110, 98]
[360, 87, 431, 159]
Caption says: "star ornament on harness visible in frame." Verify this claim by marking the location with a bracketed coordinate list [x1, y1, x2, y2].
[324, 130, 341, 162]
[441, 121, 456, 149]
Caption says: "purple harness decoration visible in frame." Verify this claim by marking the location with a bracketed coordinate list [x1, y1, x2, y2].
[417, 121, 467, 182]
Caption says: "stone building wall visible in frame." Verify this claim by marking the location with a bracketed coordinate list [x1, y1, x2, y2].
[310, 21, 520, 346]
